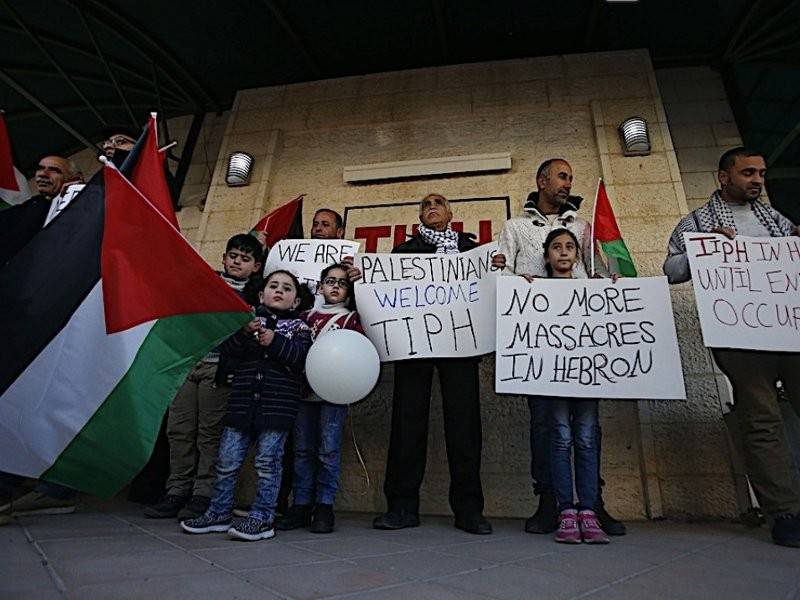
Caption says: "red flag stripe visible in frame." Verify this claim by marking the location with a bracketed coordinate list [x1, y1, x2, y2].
[593, 180, 622, 242]
[130, 115, 179, 230]
[0, 113, 20, 191]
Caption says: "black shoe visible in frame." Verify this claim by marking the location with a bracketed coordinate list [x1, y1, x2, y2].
[455, 513, 493, 535]
[144, 494, 188, 519]
[275, 504, 312, 531]
[178, 496, 210, 521]
[596, 503, 627, 536]
[525, 492, 558, 534]
[771, 513, 800, 548]
[372, 509, 420, 530]
[311, 503, 335, 534]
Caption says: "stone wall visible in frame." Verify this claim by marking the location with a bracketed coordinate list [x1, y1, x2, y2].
[182, 49, 742, 520]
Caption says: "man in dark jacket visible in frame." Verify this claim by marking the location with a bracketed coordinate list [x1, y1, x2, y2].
[372, 193, 494, 535]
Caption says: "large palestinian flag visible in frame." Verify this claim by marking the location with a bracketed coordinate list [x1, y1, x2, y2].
[0, 164, 251, 497]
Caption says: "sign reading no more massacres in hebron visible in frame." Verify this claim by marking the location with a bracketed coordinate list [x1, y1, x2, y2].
[495, 276, 686, 400]
[354, 243, 500, 361]
[684, 233, 800, 351]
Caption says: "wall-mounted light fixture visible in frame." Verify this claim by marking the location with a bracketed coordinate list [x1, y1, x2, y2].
[226, 152, 254, 186]
[618, 117, 651, 156]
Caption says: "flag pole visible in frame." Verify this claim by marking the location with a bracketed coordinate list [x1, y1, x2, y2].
[590, 177, 601, 276]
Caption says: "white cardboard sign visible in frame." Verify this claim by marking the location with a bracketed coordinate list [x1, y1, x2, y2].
[264, 239, 360, 287]
[354, 243, 500, 361]
[495, 276, 686, 399]
[684, 233, 800, 351]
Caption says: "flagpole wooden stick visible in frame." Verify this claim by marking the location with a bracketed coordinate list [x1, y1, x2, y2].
[158, 141, 178, 153]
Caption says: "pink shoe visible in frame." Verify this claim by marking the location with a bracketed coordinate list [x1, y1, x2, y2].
[554, 509, 581, 544]
[578, 509, 610, 544]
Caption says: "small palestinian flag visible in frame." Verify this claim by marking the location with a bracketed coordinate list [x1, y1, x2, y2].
[591, 179, 637, 277]
[252, 194, 304, 245]
[0, 112, 32, 209]
[0, 164, 251, 497]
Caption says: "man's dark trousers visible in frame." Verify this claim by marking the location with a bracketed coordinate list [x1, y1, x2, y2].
[383, 357, 484, 517]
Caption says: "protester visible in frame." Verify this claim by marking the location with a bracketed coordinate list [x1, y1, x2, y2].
[664, 147, 800, 548]
[100, 124, 138, 164]
[144, 234, 263, 520]
[277, 263, 364, 534]
[537, 228, 612, 544]
[181, 270, 312, 541]
[371, 193, 492, 535]
[498, 158, 624, 536]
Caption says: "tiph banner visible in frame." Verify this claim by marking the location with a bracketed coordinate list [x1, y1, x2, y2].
[684, 233, 800, 351]
[354, 243, 500, 361]
[264, 239, 360, 287]
[495, 276, 685, 399]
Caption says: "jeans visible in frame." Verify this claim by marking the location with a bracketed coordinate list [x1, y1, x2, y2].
[549, 399, 600, 511]
[207, 427, 287, 524]
[293, 401, 347, 506]
[0, 472, 76, 501]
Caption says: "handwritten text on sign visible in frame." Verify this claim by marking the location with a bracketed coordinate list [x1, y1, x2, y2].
[495, 276, 685, 399]
[264, 239, 360, 287]
[355, 243, 499, 361]
[684, 234, 800, 351]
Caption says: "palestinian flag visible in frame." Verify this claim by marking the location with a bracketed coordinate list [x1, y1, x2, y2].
[0, 164, 251, 497]
[251, 194, 304, 245]
[0, 112, 32, 209]
[591, 179, 637, 277]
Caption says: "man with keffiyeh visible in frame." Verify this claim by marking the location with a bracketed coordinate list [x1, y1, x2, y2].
[372, 193, 495, 535]
[664, 147, 800, 548]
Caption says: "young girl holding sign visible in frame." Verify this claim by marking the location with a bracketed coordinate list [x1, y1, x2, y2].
[542, 228, 610, 544]
[277, 263, 364, 534]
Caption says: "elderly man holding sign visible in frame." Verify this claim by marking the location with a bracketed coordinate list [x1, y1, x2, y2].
[364, 193, 503, 534]
[665, 147, 800, 548]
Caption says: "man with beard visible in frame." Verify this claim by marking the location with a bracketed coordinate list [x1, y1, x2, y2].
[498, 158, 625, 537]
[664, 147, 800, 547]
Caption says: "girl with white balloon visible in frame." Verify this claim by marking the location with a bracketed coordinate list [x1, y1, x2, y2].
[276, 263, 379, 534]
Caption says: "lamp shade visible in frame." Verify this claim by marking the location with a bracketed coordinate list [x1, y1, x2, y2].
[226, 152, 254, 186]
[618, 117, 651, 156]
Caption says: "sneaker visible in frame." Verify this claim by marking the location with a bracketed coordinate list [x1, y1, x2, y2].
[12, 491, 76, 516]
[554, 509, 581, 544]
[578, 509, 610, 544]
[144, 494, 188, 519]
[525, 492, 558, 534]
[1, 500, 10, 526]
[771, 513, 800, 548]
[228, 516, 275, 541]
[178, 496, 210, 521]
[180, 512, 232, 534]
[372, 509, 420, 530]
[310, 503, 335, 534]
[275, 504, 312, 531]
[596, 503, 626, 536]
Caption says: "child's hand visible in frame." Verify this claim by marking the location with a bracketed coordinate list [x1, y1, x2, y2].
[520, 273, 535, 283]
[244, 319, 261, 333]
[611, 273, 620, 283]
[257, 329, 275, 347]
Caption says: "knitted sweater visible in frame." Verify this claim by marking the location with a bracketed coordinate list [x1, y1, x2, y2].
[220, 305, 312, 432]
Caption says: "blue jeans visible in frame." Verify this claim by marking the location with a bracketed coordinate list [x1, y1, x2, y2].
[293, 401, 347, 506]
[549, 399, 600, 511]
[0, 472, 76, 501]
[207, 427, 287, 524]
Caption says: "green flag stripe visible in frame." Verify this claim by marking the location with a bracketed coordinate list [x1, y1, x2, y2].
[600, 238, 637, 277]
[43, 310, 250, 497]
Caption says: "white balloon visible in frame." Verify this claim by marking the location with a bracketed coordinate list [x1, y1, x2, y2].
[305, 329, 380, 405]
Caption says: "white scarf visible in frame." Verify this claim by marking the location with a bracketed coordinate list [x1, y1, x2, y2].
[418, 223, 459, 254]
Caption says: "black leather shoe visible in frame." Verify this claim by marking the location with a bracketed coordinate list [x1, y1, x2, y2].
[455, 513, 493, 535]
[310, 503, 335, 534]
[275, 504, 312, 531]
[772, 513, 800, 547]
[372, 510, 420, 530]
[525, 492, 558, 534]
[596, 503, 627, 536]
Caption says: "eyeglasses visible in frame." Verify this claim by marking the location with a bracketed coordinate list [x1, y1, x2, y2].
[102, 135, 136, 148]
[322, 277, 349, 288]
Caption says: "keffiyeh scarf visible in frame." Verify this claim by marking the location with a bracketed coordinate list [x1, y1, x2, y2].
[418, 223, 460, 254]
[668, 190, 794, 254]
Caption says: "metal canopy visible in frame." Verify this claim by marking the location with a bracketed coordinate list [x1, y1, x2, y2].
[1, 0, 799, 188]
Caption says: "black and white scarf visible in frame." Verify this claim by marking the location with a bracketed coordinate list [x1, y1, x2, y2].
[418, 223, 460, 254]
[668, 190, 795, 254]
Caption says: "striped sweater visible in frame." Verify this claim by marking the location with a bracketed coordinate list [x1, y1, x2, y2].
[220, 306, 312, 432]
